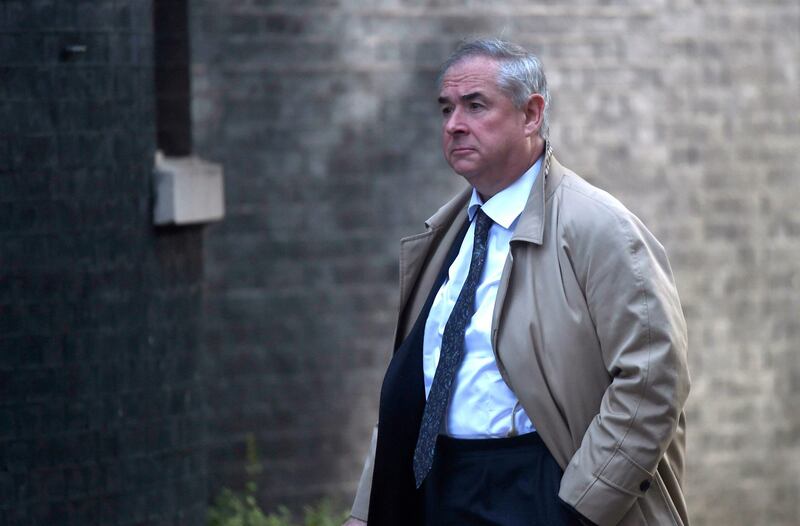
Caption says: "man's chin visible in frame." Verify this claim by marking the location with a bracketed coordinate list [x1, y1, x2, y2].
[451, 168, 480, 186]
[448, 160, 478, 179]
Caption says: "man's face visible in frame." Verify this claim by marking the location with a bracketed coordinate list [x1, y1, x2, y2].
[438, 56, 532, 195]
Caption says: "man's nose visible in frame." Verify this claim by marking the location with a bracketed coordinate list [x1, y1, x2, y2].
[445, 107, 468, 135]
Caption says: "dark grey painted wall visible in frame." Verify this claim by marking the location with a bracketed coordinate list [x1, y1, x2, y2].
[0, 1, 207, 523]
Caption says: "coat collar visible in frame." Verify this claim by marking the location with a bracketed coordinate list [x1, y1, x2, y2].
[511, 145, 564, 245]
[424, 185, 471, 231]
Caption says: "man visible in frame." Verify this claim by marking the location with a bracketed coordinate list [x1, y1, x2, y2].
[344, 38, 690, 526]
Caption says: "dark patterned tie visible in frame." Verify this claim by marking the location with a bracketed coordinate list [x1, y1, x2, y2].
[412, 208, 493, 488]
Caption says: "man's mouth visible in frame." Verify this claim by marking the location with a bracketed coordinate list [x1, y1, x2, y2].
[451, 147, 476, 155]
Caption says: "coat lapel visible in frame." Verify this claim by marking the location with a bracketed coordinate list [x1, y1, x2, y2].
[394, 187, 471, 348]
[491, 149, 564, 351]
[509, 148, 565, 245]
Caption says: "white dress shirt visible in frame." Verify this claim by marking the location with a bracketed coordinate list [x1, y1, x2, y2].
[423, 157, 542, 439]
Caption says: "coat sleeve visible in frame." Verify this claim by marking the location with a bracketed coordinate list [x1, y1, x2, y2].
[350, 424, 378, 521]
[557, 197, 690, 526]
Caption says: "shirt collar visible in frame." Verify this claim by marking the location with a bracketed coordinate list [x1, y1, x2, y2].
[467, 155, 543, 229]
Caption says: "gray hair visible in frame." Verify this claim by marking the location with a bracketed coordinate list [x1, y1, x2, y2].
[438, 38, 551, 139]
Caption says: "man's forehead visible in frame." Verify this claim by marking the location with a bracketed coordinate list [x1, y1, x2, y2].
[439, 56, 501, 98]
[442, 56, 498, 82]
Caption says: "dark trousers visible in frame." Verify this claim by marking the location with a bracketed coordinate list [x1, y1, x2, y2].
[422, 432, 582, 526]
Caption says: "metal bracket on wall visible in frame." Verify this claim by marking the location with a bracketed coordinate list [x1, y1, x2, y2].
[60, 44, 87, 61]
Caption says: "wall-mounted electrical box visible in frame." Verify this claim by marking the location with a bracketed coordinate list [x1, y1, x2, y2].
[153, 152, 225, 226]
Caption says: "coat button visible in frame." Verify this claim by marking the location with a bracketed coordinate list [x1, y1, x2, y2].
[639, 480, 651, 492]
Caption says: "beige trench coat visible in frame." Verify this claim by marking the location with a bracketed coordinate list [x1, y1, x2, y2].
[351, 153, 691, 526]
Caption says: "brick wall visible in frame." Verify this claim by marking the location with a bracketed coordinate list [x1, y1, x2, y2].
[0, 1, 207, 523]
[192, 0, 800, 523]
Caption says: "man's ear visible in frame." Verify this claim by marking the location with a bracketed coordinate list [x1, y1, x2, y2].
[523, 93, 546, 137]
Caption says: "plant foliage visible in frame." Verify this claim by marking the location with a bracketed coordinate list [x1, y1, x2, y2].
[208, 434, 348, 526]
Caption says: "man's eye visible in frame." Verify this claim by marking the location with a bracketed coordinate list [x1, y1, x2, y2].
[469, 102, 483, 110]
[441, 106, 452, 115]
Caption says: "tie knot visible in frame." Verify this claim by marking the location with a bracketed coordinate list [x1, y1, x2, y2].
[474, 208, 492, 241]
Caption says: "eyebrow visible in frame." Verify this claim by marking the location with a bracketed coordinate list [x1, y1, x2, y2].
[437, 92, 486, 104]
